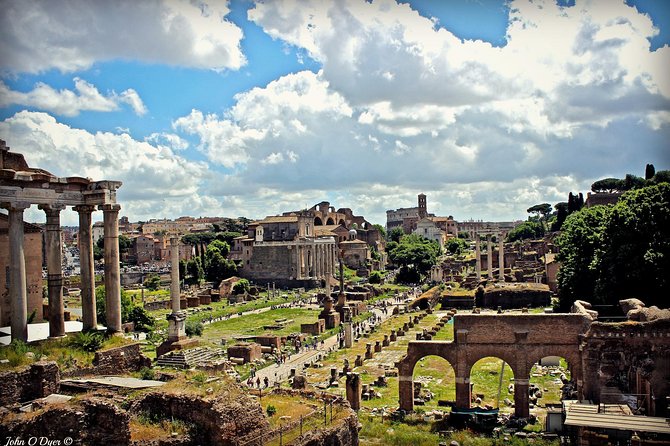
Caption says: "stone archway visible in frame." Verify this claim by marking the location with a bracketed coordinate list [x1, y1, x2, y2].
[398, 314, 591, 417]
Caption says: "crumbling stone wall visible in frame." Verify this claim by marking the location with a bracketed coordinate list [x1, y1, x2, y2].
[297, 412, 359, 446]
[132, 391, 270, 446]
[0, 397, 130, 446]
[0, 361, 59, 406]
[65, 343, 151, 377]
[479, 285, 551, 309]
[581, 318, 670, 416]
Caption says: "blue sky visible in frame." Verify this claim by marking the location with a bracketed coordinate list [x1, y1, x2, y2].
[1, 0, 668, 226]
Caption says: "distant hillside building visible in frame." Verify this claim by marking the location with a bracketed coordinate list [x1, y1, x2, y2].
[387, 194, 458, 237]
[232, 202, 385, 287]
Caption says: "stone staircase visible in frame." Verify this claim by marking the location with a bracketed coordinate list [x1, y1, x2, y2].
[156, 347, 225, 369]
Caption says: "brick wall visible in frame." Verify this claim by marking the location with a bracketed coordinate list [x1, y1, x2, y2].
[0, 361, 59, 406]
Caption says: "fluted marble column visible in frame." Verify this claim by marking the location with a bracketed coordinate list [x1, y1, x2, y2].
[100, 204, 121, 333]
[475, 234, 481, 281]
[487, 234, 493, 280]
[74, 205, 97, 330]
[40, 204, 66, 338]
[498, 233, 505, 281]
[4, 202, 30, 342]
[170, 237, 180, 313]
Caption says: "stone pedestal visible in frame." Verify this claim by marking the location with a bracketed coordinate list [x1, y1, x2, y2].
[390, 330, 397, 342]
[382, 335, 390, 347]
[365, 343, 373, 360]
[343, 322, 353, 348]
[355, 355, 363, 367]
[374, 340, 382, 353]
[167, 311, 186, 341]
[346, 373, 362, 411]
[319, 295, 340, 329]
[157, 311, 197, 357]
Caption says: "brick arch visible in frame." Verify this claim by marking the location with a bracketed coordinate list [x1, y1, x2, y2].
[398, 314, 592, 416]
[524, 346, 583, 384]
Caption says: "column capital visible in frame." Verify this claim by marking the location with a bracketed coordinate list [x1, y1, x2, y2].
[170, 236, 180, 247]
[1, 201, 31, 211]
[99, 203, 121, 212]
[38, 203, 66, 214]
[73, 204, 97, 214]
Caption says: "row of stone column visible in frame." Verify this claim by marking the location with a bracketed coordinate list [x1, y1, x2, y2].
[2, 202, 122, 342]
[474, 232, 504, 281]
[295, 242, 335, 280]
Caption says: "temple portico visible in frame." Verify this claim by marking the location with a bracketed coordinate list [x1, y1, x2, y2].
[474, 229, 505, 282]
[0, 140, 122, 341]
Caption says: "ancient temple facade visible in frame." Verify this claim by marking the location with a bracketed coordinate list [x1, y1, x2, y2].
[0, 140, 123, 341]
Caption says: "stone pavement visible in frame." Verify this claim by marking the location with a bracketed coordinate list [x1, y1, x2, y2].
[251, 292, 419, 388]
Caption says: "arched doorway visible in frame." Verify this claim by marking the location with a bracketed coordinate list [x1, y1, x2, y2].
[326, 217, 334, 225]
[468, 356, 515, 411]
[412, 355, 456, 410]
[314, 217, 323, 225]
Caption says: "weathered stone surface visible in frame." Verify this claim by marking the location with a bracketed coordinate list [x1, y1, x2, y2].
[293, 412, 359, 446]
[65, 343, 151, 377]
[0, 361, 59, 406]
[132, 391, 270, 446]
[0, 397, 130, 446]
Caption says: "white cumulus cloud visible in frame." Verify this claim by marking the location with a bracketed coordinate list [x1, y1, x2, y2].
[0, 78, 148, 116]
[0, 0, 245, 73]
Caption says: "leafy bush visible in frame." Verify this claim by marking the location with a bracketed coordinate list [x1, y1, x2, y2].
[368, 270, 382, 284]
[233, 278, 250, 295]
[185, 321, 204, 337]
[139, 366, 155, 380]
[144, 275, 161, 291]
[266, 404, 277, 417]
[68, 331, 104, 352]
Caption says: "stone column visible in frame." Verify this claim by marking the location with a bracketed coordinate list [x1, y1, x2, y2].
[514, 378, 530, 418]
[100, 204, 122, 333]
[75, 205, 97, 331]
[295, 244, 300, 279]
[487, 234, 493, 280]
[398, 372, 414, 412]
[4, 203, 30, 342]
[170, 237, 180, 313]
[475, 234, 481, 281]
[345, 372, 362, 411]
[498, 233, 505, 281]
[40, 204, 66, 338]
[455, 376, 472, 409]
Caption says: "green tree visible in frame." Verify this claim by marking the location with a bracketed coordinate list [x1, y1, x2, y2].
[649, 170, 670, 185]
[233, 278, 250, 295]
[594, 183, 670, 308]
[215, 231, 242, 245]
[506, 221, 544, 242]
[95, 234, 132, 259]
[645, 163, 655, 180]
[368, 270, 382, 284]
[623, 174, 646, 191]
[186, 258, 204, 285]
[388, 233, 440, 283]
[591, 178, 625, 193]
[527, 203, 552, 221]
[551, 202, 569, 231]
[372, 224, 387, 239]
[445, 237, 468, 255]
[555, 205, 612, 311]
[206, 251, 237, 283]
[95, 286, 149, 329]
[389, 227, 404, 243]
[144, 274, 161, 291]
